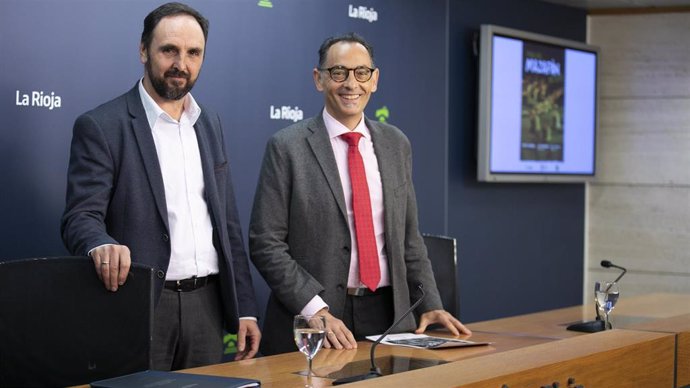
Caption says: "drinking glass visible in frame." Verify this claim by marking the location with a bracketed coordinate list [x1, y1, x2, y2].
[294, 314, 327, 387]
[595, 281, 620, 329]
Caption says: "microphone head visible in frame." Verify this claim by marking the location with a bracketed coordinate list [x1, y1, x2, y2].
[600, 260, 612, 268]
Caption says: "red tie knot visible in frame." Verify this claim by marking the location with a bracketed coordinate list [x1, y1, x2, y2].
[340, 132, 363, 147]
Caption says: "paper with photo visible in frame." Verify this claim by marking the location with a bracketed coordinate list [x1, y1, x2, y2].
[366, 333, 492, 349]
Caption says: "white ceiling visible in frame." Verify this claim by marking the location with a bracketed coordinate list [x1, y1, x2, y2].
[540, 0, 690, 9]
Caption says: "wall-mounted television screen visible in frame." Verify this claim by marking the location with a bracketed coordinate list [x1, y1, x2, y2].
[477, 24, 599, 183]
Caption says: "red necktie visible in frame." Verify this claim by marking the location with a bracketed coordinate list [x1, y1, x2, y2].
[340, 132, 380, 291]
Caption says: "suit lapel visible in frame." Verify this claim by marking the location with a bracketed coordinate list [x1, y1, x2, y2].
[367, 118, 398, 258]
[367, 118, 397, 202]
[193, 114, 222, 232]
[306, 116, 348, 222]
[127, 86, 169, 230]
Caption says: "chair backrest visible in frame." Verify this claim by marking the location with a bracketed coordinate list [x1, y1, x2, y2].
[422, 234, 458, 317]
[0, 256, 154, 387]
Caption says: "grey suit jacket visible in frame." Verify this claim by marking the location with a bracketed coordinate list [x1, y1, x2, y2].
[61, 84, 258, 332]
[249, 114, 443, 354]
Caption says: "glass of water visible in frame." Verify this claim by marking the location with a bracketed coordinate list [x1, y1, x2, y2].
[595, 281, 620, 329]
[294, 314, 327, 387]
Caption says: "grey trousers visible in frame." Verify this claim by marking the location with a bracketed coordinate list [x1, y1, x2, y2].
[151, 281, 224, 371]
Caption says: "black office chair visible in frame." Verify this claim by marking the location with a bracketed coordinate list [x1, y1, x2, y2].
[0, 256, 154, 387]
[422, 234, 458, 318]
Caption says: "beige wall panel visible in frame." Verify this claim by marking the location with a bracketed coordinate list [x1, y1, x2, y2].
[588, 184, 690, 274]
[596, 98, 690, 185]
[586, 12, 690, 305]
[589, 13, 690, 98]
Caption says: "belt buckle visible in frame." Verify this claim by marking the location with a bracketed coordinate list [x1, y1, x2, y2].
[192, 276, 198, 289]
[174, 279, 183, 292]
[347, 287, 366, 296]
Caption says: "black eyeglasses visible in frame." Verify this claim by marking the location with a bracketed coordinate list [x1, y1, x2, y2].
[318, 65, 376, 82]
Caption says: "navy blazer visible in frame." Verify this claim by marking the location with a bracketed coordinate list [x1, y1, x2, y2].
[61, 84, 258, 332]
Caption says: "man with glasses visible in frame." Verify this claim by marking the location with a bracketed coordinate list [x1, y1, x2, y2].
[250, 33, 470, 355]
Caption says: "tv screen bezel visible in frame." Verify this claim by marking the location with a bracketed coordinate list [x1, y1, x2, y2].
[477, 24, 600, 183]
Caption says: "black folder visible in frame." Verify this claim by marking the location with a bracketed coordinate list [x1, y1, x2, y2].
[90, 370, 260, 388]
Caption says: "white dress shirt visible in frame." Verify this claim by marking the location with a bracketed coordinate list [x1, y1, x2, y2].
[139, 80, 219, 281]
[300, 109, 390, 316]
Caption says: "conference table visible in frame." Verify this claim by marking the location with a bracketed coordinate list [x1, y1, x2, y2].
[173, 293, 690, 387]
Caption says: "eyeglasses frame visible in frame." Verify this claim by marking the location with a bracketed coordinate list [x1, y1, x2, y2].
[318, 65, 377, 83]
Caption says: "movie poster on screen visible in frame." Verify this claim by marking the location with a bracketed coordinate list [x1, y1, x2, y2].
[520, 42, 565, 161]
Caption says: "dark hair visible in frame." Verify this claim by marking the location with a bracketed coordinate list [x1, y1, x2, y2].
[318, 32, 375, 68]
[141, 2, 209, 50]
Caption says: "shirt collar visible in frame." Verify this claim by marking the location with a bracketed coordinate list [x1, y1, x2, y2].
[138, 78, 201, 130]
[322, 108, 370, 140]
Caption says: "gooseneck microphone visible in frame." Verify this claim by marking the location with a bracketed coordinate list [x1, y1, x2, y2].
[332, 284, 426, 385]
[600, 260, 627, 287]
[566, 259, 626, 333]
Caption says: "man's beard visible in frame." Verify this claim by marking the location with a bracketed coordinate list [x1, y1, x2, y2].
[146, 60, 196, 101]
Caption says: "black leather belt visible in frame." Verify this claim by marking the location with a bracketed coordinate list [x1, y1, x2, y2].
[347, 286, 391, 297]
[164, 275, 217, 292]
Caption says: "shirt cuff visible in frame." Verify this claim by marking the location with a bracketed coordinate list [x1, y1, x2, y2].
[300, 295, 329, 317]
[87, 243, 116, 257]
[239, 316, 257, 322]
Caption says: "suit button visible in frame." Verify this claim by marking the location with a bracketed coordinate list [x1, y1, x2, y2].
[343, 246, 350, 252]
[156, 270, 165, 279]
[337, 284, 344, 290]
[162, 233, 169, 242]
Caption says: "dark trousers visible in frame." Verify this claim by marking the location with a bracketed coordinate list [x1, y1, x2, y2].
[343, 286, 394, 340]
[151, 280, 224, 371]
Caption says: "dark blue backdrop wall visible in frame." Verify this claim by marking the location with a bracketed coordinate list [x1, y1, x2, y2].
[0, 0, 585, 326]
[449, 0, 587, 321]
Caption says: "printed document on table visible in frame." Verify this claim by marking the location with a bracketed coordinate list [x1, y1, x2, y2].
[365, 333, 492, 349]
